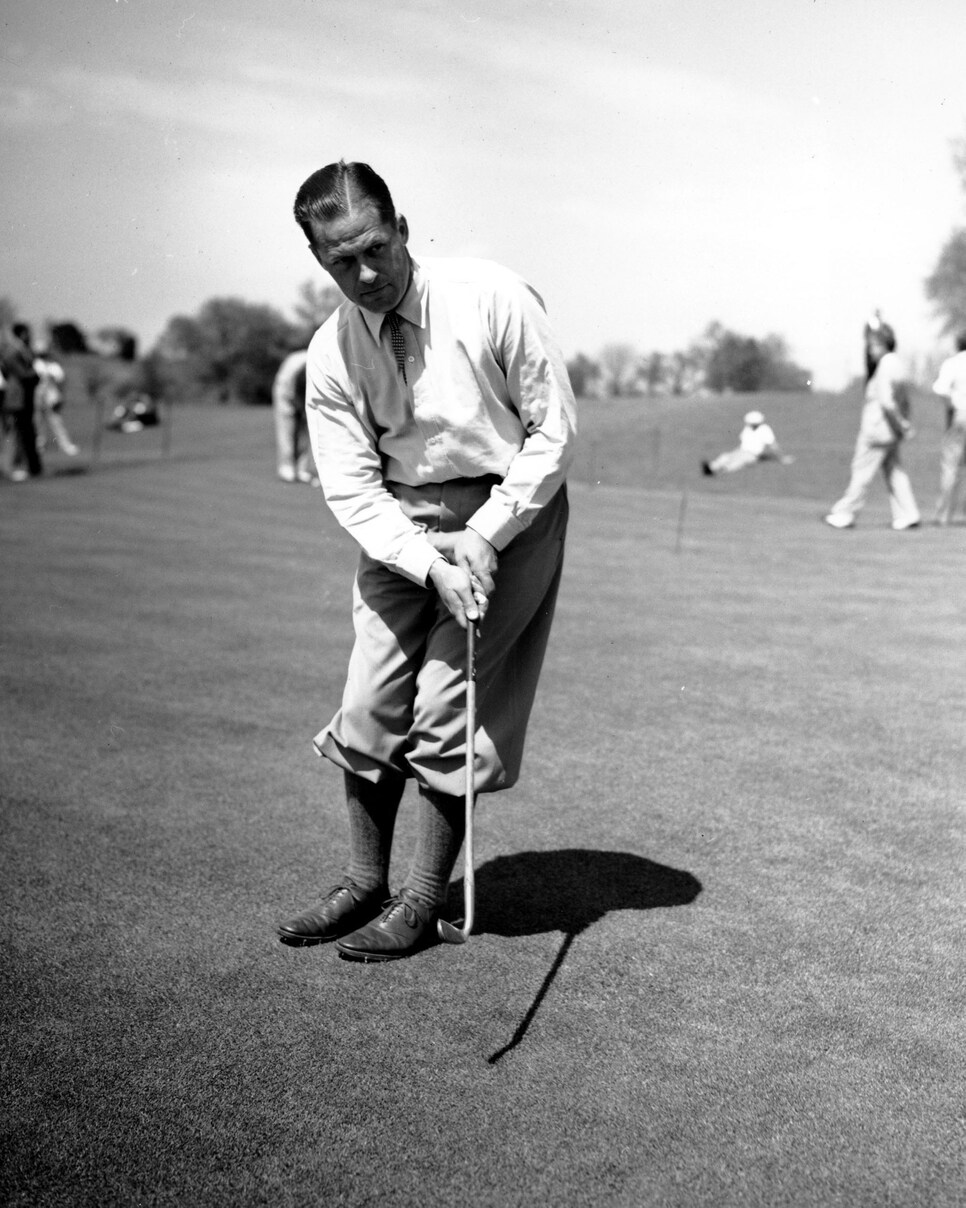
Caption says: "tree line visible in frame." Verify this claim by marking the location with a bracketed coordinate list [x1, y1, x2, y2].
[6, 287, 812, 407]
[6, 120, 966, 409]
[566, 322, 812, 398]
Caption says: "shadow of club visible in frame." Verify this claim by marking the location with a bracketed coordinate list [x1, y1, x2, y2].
[442, 848, 702, 1063]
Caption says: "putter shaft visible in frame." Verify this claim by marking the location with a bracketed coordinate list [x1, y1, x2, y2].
[437, 622, 476, 943]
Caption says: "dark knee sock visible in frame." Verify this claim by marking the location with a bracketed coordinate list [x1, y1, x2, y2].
[344, 770, 404, 894]
[403, 787, 466, 908]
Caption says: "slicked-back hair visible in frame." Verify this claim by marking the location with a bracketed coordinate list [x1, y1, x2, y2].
[294, 161, 396, 245]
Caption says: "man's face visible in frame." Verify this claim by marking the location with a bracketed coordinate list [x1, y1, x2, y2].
[308, 202, 411, 313]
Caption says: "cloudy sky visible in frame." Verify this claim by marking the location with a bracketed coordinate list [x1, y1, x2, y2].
[2, 0, 965, 387]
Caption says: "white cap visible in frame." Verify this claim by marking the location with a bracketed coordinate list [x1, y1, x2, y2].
[743, 410, 765, 426]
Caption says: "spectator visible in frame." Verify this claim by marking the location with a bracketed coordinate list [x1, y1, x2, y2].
[272, 348, 316, 484]
[101, 355, 160, 434]
[930, 330, 966, 525]
[34, 345, 80, 457]
[0, 323, 43, 481]
[105, 393, 160, 434]
[702, 410, 792, 475]
[824, 324, 920, 530]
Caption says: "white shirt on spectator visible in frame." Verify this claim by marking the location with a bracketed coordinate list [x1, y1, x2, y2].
[738, 422, 776, 457]
[933, 349, 966, 417]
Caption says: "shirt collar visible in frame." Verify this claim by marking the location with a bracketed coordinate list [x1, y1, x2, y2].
[358, 258, 426, 340]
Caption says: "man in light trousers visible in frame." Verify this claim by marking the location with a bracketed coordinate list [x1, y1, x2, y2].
[930, 331, 966, 526]
[825, 324, 919, 531]
[277, 161, 576, 962]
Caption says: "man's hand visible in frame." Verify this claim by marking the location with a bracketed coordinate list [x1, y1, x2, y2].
[424, 528, 496, 626]
[428, 559, 486, 630]
[425, 531, 457, 561]
[453, 528, 498, 599]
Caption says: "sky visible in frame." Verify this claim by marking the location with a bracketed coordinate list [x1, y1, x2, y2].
[2, 0, 966, 389]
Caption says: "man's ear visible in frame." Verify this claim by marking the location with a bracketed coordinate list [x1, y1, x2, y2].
[397, 214, 409, 244]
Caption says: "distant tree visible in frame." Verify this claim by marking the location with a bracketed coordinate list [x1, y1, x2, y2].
[643, 351, 666, 395]
[49, 321, 88, 354]
[565, 352, 601, 398]
[702, 322, 810, 393]
[669, 349, 702, 396]
[925, 132, 966, 334]
[598, 342, 639, 397]
[155, 297, 295, 405]
[291, 280, 343, 346]
[706, 332, 767, 392]
[925, 228, 966, 336]
[92, 327, 138, 361]
[759, 334, 811, 390]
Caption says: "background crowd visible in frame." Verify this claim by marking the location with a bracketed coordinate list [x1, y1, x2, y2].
[3, 311, 966, 529]
[0, 322, 160, 481]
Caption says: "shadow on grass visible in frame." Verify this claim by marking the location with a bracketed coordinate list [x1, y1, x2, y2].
[456, 849, 701, 1064]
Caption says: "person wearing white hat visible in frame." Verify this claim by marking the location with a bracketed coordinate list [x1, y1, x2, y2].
[701, 410, 791, 475]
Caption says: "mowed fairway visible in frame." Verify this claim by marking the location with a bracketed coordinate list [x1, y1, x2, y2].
[1, 394, 963, 1207]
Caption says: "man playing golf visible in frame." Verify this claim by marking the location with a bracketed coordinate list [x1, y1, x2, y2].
[278, 161, 576, 961]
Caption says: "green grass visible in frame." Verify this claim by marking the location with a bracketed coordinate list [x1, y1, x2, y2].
[1, 397, 963, 1206]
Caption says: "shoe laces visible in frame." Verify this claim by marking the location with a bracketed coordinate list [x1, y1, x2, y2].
[379, 889, 428, 930]
[321, 878, 363, 906]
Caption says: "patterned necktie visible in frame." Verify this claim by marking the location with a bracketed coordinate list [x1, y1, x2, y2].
[386, 311, 407, 384]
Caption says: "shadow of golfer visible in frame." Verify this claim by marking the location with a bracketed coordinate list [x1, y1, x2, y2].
[452, 849, 701, 1064]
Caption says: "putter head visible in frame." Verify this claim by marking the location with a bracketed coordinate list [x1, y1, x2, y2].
[437, 917, 469, 944]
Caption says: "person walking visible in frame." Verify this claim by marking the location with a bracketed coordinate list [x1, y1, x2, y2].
[824, 323, 919, 531]
[930, 331, 966, 526]
[34, 345, 80, 457]
[277, 161, 576, 962]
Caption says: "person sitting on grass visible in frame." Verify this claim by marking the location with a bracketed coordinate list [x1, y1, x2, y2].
[701, 410, 792, 476]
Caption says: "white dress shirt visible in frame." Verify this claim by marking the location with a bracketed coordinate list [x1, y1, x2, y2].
[306, 257, 577, 584]
[933, 349, 966, 418]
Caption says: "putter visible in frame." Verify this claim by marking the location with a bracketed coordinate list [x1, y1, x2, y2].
[437, 621, 477, 944]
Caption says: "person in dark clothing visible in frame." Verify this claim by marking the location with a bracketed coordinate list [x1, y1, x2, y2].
[1, 324, 43, 481]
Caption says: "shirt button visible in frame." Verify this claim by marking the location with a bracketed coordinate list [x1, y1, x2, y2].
[407, 356, 414, 363]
